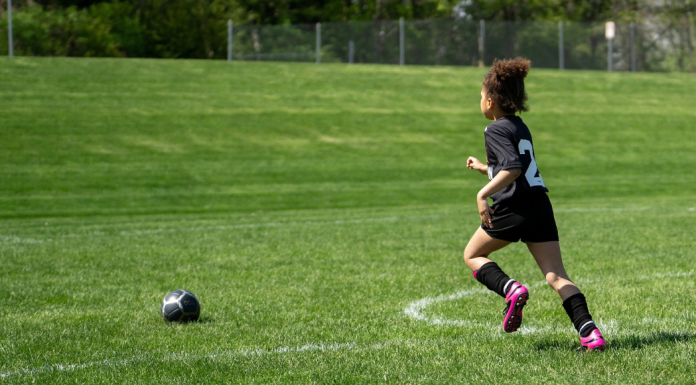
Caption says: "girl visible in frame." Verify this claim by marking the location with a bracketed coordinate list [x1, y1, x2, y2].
[464, 57, 606, 351]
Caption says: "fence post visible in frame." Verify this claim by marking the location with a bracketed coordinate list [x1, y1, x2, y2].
[630, 22, 636, 72]
[7, 0, 13, 57]
[478, 20, 485, 67]
[227, 20, 233, 62]
[608, 39, 613, 71]
[399, 17, 405, 66]
[559, 21, 564, 70]
[316, 22, 321, 64]
[349, 40, 354, 64]
[605, 22, 615, 72]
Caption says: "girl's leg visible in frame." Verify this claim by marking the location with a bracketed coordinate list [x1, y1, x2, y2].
[464, 227, 528, 333]
[527, 241, 606, 350]
[525, 241, 579, 300]
[463, 227, 510, 271]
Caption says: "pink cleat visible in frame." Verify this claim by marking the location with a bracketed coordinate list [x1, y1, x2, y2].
[578, 329, 607, 352]
[502, 282, 529, 333]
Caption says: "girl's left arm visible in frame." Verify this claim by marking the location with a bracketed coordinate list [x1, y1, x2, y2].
[477, 168, 522, 228]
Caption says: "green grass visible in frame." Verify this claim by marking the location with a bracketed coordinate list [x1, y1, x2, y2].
[1, 57, 695, 384]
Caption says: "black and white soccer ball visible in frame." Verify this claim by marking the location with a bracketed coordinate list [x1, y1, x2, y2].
[161, 289, 200, 322]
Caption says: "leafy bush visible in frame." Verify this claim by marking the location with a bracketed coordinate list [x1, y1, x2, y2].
[0, 3, 124, 56]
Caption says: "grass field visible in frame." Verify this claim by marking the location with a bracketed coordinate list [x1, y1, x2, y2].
[1, 57, 695, 384]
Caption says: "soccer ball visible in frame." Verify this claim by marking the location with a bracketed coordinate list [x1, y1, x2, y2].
[161, 289, 200, 322]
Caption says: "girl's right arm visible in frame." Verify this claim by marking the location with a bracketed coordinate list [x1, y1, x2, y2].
[466, 156, 488, 175]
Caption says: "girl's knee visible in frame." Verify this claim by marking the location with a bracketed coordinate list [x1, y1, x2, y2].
[463, 250, 489, 272]
[545, 272, 561, 287]
[463, 246, 485, 262]
[462, 249, 473, 267]
[545, 272, 576, 292]
[463, 244, 473, 261]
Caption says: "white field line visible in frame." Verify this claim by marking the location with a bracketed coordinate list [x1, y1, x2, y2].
[0, 314, 657, 381]
[0, 340, 398, 379]
[637, 270, 693, 279]
[403, 270, 694, 332]
[0, 205, 658, 243]
[0, 235, 44, 244]
[554, 206, 651, 213]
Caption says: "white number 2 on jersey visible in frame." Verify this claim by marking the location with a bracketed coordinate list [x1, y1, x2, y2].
[518, 139, 546, 187]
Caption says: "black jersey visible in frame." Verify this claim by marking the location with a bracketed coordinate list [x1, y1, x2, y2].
[484, 115, 548, 205]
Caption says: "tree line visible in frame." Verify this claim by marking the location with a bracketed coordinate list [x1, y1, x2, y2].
[0, 0, 693, 59]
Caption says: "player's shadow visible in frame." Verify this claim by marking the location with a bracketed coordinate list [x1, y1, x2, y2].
[609, 331, 696, 350]
[534, 331, 696, 351]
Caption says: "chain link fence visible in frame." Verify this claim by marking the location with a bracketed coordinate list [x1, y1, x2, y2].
[2, 10, 694, 71]
[228, 19, 695, 72]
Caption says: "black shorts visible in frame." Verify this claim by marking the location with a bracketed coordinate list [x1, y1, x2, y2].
[481, 193, 559, 243]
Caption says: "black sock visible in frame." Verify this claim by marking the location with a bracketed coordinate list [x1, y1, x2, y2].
[562, 293, 597, 337]
[473, 262, 515, 298]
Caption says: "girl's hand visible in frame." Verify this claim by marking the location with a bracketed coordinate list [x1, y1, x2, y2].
[477, 195, 494, 228]
[467, 157, 487, 175]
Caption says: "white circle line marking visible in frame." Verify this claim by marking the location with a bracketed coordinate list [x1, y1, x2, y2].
[403, 270, 693, 331]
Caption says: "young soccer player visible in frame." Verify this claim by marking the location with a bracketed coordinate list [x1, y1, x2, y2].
[464, 57, 606, 351]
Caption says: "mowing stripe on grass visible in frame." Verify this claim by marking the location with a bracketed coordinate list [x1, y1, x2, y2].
[0, 205, 660, 244]
[0, 214, 444, 243]
[112, 214, 445, 237]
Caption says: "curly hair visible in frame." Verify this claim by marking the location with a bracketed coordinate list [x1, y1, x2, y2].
[483, 57, 531, 114]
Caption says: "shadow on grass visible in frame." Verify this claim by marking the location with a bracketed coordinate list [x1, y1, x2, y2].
[161, 316, 214, 325]
[534, 331, 696, 351]
[608, 332, 696, 350]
